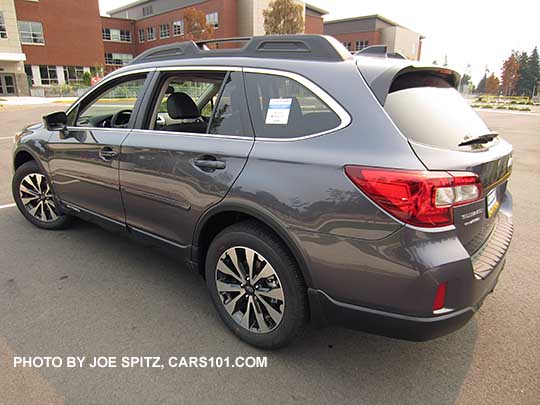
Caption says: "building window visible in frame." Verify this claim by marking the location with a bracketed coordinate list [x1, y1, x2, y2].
[160, 24, 170, 39]
[0, 12, 8, 39]
[102, 28, 131, 42]
[39, 65, 58, 85]
[24, 65, 34, 86]
[63, 66, 85, 84]
[138, 29, 145, 42]
[355, 40, 369, 51]
[142, 5, 153, 16]
[173, 20, 184, 36]
[343, 42, 352, 51]
[147, 27, 155, 41]
[18, 21, 44, 44]
[206, 12, 219, 29]
[105, 53, 133, 66]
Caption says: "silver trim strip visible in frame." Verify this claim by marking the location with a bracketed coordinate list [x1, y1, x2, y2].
[158, 65, 242, 72]
[243, 67, 352, 142]
[128, 128, 252, 141]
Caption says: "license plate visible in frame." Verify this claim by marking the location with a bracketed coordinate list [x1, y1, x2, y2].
[486, 188, 499, 218]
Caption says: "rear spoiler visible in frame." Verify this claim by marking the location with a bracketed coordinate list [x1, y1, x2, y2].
[355, 57, 461, 105]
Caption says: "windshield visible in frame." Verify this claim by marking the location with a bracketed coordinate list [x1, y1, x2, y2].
[384, 75, 492, 150]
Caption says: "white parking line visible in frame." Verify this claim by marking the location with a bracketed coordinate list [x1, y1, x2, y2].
[474, 109, 540, 116]
[0, 203, 16, 209]
[0, 136, 13, 140]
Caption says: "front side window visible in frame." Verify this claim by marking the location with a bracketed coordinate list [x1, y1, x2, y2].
[173, 20, 184, 36]
[39, 65, 58, 85]
[0, 12, 8, 39]
[104, 53, 133, 66]
[138, 28, 145, 42]
[72, 75, 148, 128]
[160, 24, 170, 39]
[206, 12, 219, 28]
[245, 72, 341, 139]
[18, 21, 44, 44]
[147, 27, 155, 41]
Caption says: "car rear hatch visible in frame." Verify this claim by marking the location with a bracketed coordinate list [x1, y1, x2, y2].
[356, 57, 512, 258]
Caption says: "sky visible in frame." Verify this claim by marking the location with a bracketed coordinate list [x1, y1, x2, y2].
[98, 0, 540, 83]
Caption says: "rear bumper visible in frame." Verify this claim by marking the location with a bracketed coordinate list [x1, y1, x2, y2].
[309, 256, 507, 341]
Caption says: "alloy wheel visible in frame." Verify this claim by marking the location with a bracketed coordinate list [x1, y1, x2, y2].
[19, 173, 59, 223]
[215, 246, 285, 333]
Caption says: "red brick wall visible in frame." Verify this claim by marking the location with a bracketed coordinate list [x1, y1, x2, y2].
[101, 17, 137, 56]
[134, 0, 238, 54]
[15, 0, 104, 66]
[305, 15, 323, 34]
[331, 31, 381, 51]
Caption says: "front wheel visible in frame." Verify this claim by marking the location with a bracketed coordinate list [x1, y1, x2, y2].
[205, 221, 308, 349]
[12, 161, 72, 230]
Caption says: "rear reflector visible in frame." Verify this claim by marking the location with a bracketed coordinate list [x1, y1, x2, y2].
[433, 282, 448, 311]
[344, 166, 482, 228]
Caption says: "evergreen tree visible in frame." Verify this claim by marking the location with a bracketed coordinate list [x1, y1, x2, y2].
[528, 47, 540, 95]
[516, 51, 530, 95]
[476, 74, 487, 93]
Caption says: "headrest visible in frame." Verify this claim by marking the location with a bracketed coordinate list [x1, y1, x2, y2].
[167, 92, 200, 119]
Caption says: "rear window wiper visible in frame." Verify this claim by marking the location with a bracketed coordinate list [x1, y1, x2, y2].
[459, 132, 499, 147]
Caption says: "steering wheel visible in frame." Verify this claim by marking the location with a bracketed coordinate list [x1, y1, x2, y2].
[110, 109, 132, 128]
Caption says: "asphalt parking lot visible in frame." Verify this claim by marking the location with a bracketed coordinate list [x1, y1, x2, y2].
[1, 104, 539, 404]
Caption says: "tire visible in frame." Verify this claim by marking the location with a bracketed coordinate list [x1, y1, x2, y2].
[205, 221, 308, 349]
[12, 161, 72, 230]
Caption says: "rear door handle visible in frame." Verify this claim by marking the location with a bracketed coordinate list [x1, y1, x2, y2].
[99, 147, 118, 161]
[194, 159, 226, 170]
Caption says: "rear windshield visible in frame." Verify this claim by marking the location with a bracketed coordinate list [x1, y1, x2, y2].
[384, 74, 492, 150]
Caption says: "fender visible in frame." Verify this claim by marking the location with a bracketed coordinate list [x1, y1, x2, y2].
[193, 199, 314, 288]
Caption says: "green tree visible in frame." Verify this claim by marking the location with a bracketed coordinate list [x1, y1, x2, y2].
[528, 46, 540, 95]
[476, 74, 487, 93]
[516, 51, 530, 95]
[263, 0, 305, 35]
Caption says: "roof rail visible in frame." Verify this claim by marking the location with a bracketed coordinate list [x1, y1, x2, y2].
[355, 45, 408, 60]
[130, 35, 348, 65]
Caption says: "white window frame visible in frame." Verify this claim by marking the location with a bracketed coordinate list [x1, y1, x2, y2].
[206, 12, 219, 29]
[147, 27, 155, 41]
[138, 28, 145, 43]
[102, 28, 131, 43]
[18, 21, 45, 45]
[104, 53, 133, 66]
[0, 12, 8, 39]
[39, 65, 58, 85]
[160, 24, 170, 39]
[173, 20, 184, 36]
[142, 5, 153, 16]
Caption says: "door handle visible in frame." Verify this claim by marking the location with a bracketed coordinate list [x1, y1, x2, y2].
[194, 159, 226, 170]
[99, 147, 118, 161]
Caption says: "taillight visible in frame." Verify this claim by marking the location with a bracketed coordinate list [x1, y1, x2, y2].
[344, 166, 482, 228]
[432, 282, 447, 311]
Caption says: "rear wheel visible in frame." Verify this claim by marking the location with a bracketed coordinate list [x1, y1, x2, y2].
[12, 161, 72, 230]
[205, 221, 308, 349]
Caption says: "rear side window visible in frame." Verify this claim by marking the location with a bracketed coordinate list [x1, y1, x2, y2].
[384, 74, 491, 150]
[245, 73, 341, 139]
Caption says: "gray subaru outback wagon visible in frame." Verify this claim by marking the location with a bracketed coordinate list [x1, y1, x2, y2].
[11, 35, 513, 349]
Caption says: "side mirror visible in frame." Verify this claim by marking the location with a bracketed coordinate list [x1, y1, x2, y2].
[43, 111, 68, 131]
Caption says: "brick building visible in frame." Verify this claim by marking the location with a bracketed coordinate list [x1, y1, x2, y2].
[0, 0, 423, 95]
[324, 15, 424, 60]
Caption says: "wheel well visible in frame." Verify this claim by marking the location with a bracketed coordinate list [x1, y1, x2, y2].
[14, 151, 35, 170]
[196, 211, 309, 285]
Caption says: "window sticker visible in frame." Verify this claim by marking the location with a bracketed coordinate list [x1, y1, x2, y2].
[265, 98, 292, 125]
